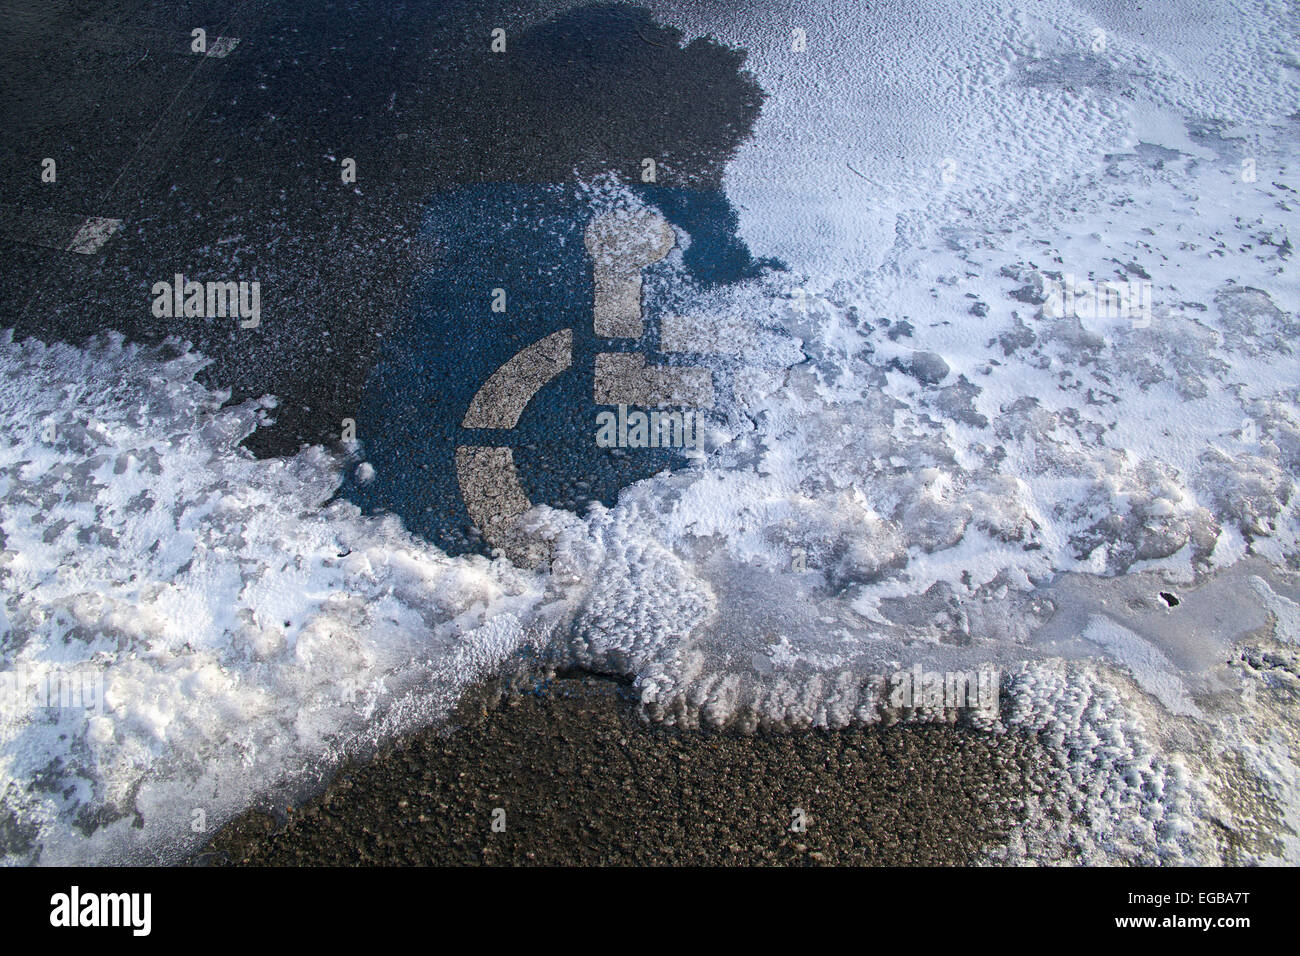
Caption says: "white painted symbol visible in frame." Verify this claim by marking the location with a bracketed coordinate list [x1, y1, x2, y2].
[454, 210, 715, 562]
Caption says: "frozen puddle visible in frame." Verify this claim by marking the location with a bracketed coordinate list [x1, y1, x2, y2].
[4, 0, 1300, 865]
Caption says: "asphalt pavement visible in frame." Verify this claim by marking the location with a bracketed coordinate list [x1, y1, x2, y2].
[1, 0, 763, 461]
[2, 0, 1045, 866]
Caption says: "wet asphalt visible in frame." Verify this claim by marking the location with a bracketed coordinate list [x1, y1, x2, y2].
[2, 0, 1048, 865]
[203, 676, 1059, 866]
[1, 0, 761, 456]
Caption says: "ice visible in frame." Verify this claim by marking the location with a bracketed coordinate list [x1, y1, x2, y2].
[1079, 615, 1202, 717]
[4, 0, 1300, 865]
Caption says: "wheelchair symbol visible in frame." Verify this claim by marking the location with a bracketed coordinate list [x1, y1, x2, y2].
[455, 207, 726, 562]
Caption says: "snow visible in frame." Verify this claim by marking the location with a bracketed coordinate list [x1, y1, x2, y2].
[0, 332, 548, 863]
[3, 0, 1300, 864]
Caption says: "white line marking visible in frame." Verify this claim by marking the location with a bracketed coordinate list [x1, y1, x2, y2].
[67, 216, 122, 254]
[204, 37, 241, 58]
[0, 206, 121, 254]
[454, 445, 537, 562]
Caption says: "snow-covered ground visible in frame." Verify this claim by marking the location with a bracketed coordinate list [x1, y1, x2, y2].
[3, 0, 1299, 864]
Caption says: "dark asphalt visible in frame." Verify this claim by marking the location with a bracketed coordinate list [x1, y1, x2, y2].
[3, 1, 1053, 867]
[1, 0, 762, 457]
[201, 676, 1057, 866]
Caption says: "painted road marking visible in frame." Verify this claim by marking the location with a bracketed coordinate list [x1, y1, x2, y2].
[454, 445, 534, 552]
[202, 37, 241, 58]
[454, 208, 716, 560]
[67, 217, 123, 254]
[594, 352, 714, 407]
[0, 206, 121, 254]
[457, 328, 573, 562]
[461, 328, 573, 429]
[585, 208, 675, 337]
